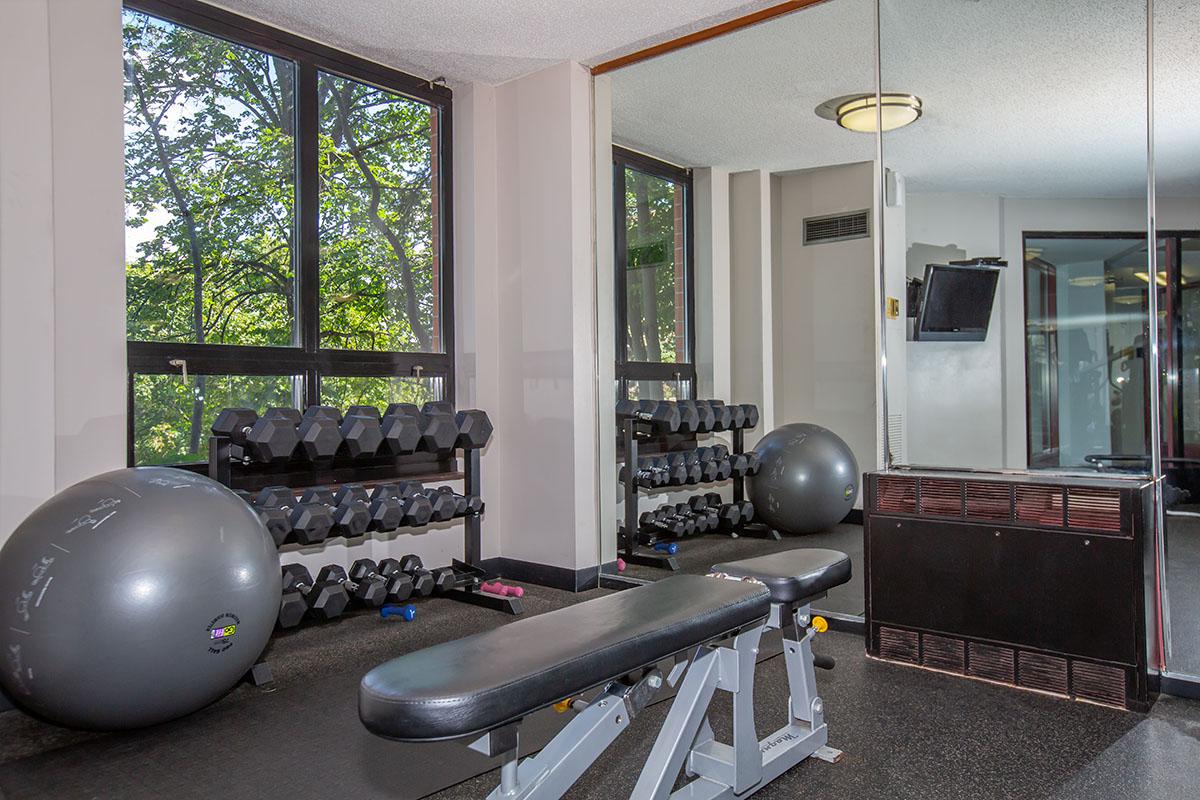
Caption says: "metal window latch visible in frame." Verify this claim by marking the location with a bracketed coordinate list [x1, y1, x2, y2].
[674, 371, 683, 398]
[412, 365, 424, 379]
[168, 358, 188, 384]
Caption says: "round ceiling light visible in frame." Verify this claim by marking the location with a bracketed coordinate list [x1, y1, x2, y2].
[814, 93, 923, 133]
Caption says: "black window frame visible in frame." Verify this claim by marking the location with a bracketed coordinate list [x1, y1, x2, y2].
[123, 0, 454, 466]
[613, 146, 696, 399]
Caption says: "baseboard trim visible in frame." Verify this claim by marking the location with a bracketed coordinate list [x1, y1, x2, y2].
[480, 557, 601, 592]
[1160, 673, 1200, 701]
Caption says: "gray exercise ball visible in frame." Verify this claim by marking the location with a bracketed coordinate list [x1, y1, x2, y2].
[0, 467, 279, 730]
[747, 423, 860, 535]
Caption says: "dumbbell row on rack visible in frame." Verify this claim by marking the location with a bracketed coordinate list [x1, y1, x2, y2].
[277, 555, 458, 628]
[638, 494, 756, 541]
[619, 446, 762, 489]
[238, 481, 484, 547]
[616, 399, 759, 435]
[212, 402, 493, 466]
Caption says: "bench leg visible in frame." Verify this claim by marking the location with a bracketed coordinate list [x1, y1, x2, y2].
[485, 671, 662, 800]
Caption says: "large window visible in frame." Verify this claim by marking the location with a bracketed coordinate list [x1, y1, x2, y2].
[123, 1, 451, 465]
[613, 147, 694, 400]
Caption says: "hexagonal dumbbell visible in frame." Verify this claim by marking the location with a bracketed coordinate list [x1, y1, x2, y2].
[236, 489, 291, 547]
[380, 410, 421, 455]
[347, 405, 382, 421]
[281, 563, 349, 624]
[673, 401, 701, 435]
[398, 554, 435, 597]
[317, 564, 386, 608]
[739, 404, 760, 430]
[418, 488, 458, 522]
[434, 486, 484, 516]
[299, 486, 369, 539]
[297, 409, 342, 461]
[418, 411, 459, 454]
[339, 411, 383, 458]
[422, 401, 455, 415]
[454, 409, 493, 450]
[385, 402, 421, 417]
[363, 484, 404, 531]
[693, 401, 716, 434]
[349, 558, 413, 604]
[212, 408, 298, 463]
[707, 400, 734, 431]
[256, 486, 333, 546]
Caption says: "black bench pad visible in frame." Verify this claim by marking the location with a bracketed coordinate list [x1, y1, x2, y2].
[712, 549, 851, 604]
[360, 574, 770, 742]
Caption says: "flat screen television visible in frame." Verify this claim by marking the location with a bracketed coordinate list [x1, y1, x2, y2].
[913, 261, 1002, 342]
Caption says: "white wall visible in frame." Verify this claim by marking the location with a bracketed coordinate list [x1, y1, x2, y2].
[773, 162, 878, 489]
[0, 0, 126, 544]
[728, 170, 775, 446]
[901, 191, 1200, 469]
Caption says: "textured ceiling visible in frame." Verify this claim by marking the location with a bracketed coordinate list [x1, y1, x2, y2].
[205, 0, 786, 85]
[611, 0, 1200, 197]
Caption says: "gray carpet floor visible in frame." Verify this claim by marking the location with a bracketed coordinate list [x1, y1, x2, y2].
[2, 533, 1199, 800]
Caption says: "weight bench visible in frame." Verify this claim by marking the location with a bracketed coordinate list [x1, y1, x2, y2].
[360, 548, 851, 799]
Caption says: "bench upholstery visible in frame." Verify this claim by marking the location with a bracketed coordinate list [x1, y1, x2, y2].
[360, 574, 770, 741]
[712, 548, 851, 604]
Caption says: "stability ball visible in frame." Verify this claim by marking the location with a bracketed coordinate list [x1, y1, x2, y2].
[747, 423, 860, 535]
[0, 467, 279, 730]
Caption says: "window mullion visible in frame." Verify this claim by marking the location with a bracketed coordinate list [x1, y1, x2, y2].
[297, 62, 321, 406]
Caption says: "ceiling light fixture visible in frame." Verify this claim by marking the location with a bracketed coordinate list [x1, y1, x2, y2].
[815, 93, 923, 133]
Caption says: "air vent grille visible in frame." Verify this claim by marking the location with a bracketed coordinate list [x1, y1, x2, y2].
[1067, 488, 1123, 533]
[875, 476, 917, 514]
[803, 209, 870, 245]
[967, 642, 1016, 683]
[921, 633, 965, 673]
[877, 626, 920, 664]
[1071, 661, 1128, 706]
[1017, 651, 1069, 695]
[1014, 485, 1065, 527]
[965, 481, 1012, 521]
[919, 479, 963, 517]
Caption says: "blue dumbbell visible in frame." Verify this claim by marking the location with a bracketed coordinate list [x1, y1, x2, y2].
[380, 604, 417, 622]
[653, 542, 678, 555]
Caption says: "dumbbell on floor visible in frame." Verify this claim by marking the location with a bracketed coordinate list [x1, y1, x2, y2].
[279, 563, 349, 627]
[317, 564, 386, 608]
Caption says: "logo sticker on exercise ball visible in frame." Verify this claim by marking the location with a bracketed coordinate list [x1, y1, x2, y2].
[206, 613, 241, 654]
[844, 484, 855, 500]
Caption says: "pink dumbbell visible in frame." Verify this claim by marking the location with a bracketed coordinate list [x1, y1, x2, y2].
[481, 581, 525, 598]
[617, 558, 626, 573]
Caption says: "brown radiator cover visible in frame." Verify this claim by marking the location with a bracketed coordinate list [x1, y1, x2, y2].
[864, 470, 1152, 710]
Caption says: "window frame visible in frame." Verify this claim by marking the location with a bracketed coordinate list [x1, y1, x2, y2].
[123, 0, 454, 466]
[613, 146, 696, 399]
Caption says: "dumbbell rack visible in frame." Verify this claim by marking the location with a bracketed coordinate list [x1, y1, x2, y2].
[618, 417, 778, 572]
[208, 414, 521, 617]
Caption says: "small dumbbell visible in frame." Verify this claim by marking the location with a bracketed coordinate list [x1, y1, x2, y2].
[380, 604, 417, 622]
[434, 486, 484, 516]
[281, 563, 348, 624]
[640, 510, 686, 538]
[362, 484, 404, 531]
[706, 400, 734, 431]
[665, 453, 702, 485]
[297, 406, 342, 460]
[480, 581, 525, 598]
[317, 564, 386, 608]
[417, 411, 459, 454]
[454, 409, 494, 450]
[739, 404, 760, 430]
[653, 542, 678, 555]
[615, 399, 681, 432]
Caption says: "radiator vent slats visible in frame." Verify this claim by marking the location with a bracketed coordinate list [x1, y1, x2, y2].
[803, 209, 870, 245]
[920, 633, 965, 673]
[1067, 488, 1123, 533]
[1071, 661, 1128, 706]
[918, 479, 963, 517]
[875, 476, 917, 514]
[967, 642, 1016, 683]
[964, 481, 1012, 522]
[877, 627, 920, 664]
[1017, 651, 1069, 695]
[1014, 485, 1065, 527]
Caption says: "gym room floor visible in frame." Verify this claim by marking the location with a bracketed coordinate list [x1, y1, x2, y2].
[2, 534, 1198, 800]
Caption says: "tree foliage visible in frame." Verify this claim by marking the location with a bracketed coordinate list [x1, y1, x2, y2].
[124, 10, 437, 464]
[623, 168, 683, 364]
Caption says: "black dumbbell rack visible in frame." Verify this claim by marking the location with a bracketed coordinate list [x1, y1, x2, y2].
[618, 414, 779, 572]
[208, 411, 521, 616]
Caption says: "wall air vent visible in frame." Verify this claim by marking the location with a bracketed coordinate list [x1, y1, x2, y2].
[803, 209, 871, 245]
